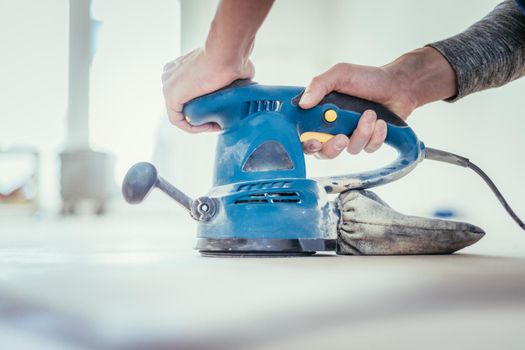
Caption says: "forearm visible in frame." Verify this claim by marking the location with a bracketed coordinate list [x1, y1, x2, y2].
[383, 47, 457, 111]
[205, 0, 274, 66]
[382, 0, 525, 110]
[428, 0, 525, 101]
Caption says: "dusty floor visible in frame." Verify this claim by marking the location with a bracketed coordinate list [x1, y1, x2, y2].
[1, 206, 524, 350]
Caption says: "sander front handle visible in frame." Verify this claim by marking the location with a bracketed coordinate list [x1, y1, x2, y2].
[183, 80, 425, 193]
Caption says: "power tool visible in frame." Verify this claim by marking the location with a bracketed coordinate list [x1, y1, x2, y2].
[122, 80, 524, 256]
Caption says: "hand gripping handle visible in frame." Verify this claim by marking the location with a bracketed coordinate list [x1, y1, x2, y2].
[294, 91, 425, 193]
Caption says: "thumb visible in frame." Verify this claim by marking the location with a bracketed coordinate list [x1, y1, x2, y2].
[299, 74, 334, 109]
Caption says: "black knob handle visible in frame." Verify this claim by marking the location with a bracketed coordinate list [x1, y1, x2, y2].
[122, 162, 158, 204]
[122, 162, 211, 220]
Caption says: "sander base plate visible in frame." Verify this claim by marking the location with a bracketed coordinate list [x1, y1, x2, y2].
[196, 238, 336, 257]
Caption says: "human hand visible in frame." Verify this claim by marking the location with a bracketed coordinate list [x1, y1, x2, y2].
[299, 62, 417, 158]
[162, 48, 255, 133]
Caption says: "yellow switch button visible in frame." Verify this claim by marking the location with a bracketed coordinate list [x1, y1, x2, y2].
[324, 109, 337, 123]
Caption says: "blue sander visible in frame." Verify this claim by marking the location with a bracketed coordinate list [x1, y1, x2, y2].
[122, 80, 524, 256]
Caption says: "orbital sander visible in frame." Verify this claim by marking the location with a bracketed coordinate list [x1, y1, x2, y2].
[122, 80, 524, 256]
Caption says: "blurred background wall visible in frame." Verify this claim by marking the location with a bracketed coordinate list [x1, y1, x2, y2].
[1, 0, 523, 242]
[1, 0, 179, 212]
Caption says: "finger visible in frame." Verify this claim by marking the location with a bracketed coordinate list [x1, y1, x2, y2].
[302, 139, 323, 155]
[166, 106, 218, 133]
[163, 76, 226, 133]
[162, 61, 175, 72]
[161, 69, 172, 83]
[165, 102, 184, 126]
[163, 54, 185, 72]
[347, 110, 376, 155]
[164, 86, 207, 134]
[317, 134, 348, 159]
[299, 74, 336, 109]
[364, 120, 387, 153]
[174, 119, 220, 133]
[207, 122, 222, 132]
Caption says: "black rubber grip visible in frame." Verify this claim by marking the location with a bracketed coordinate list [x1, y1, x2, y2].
[292, 91, 407, 127]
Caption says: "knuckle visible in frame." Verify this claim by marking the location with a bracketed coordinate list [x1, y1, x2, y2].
[168, 115, 178, 126]
[310, 75, 324, 86]
[162, 61, 174, 72]
[167, 112, 180, 125]
[167, 110, 184, 127]
[354, 126, 372, 140]
[161, 72, 171, 84]
[332, 62, 348, 71]
[302, 145, 313, 155]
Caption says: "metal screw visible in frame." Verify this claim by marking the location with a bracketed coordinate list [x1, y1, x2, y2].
[191, 196, 217, 222]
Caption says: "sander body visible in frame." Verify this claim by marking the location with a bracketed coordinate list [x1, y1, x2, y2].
[123, 80, 425, 256]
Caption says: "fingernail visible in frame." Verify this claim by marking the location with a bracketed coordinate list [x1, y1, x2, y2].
[364, 111, 376, 123]
[299, 92, 313, 106]
[309, 144, 321, 152]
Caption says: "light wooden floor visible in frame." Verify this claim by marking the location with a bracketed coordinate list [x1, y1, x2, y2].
[1, 206, 524, 350]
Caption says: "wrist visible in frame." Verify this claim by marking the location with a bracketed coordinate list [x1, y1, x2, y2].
[200, 46, 253, 86]
[205, 19, 254, 69]
[384, 47, 457, 109]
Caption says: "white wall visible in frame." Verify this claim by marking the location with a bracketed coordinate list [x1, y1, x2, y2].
[0, 0, 180, 212]
[89, 0, 180, 188]
[0, 0, 68, 211]
[162, 0, 524, 245]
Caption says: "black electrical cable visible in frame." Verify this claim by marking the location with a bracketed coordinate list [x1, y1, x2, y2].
[467, 161, 525, 230]
[425, 147, 525, 231]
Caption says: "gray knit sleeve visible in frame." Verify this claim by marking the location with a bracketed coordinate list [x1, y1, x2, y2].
[428, 0, 525, 101]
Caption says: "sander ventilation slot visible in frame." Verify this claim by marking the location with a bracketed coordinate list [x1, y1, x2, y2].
[234, 191, 300, 204]
[237, 181, 292, 191]
[246, 100, 282, 116]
